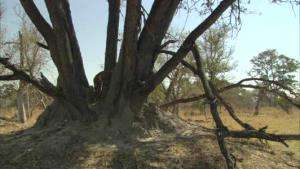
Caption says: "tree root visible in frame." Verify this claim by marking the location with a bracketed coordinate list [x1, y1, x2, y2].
[35, 98, 97, 128]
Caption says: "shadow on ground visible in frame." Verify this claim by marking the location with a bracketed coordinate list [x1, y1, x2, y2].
[0, 120, 299, 169]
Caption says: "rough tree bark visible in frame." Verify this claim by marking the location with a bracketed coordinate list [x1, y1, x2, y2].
[19, 0, 96, 126]
[100, 0, 120, 98]
[103, 0, 185, 129]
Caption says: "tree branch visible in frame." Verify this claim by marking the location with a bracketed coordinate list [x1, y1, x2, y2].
[104, 0, 120, 73]
[191, 45, 235, 169]
[147, 0, 236, 92]
[226, 129, 300, 147]
[190, 44, 300, 167]
[19, 0, 54, 44]
[209, 82, 255, 130]
[180, 60, 198, 75]
[137, 0, 181, 79]
[0, 74, 19, 81]
[159, 49, 198, 74]
[160, 78, 300, 108]
[159, 40, 177, 50]
[0, 57, 59, 97]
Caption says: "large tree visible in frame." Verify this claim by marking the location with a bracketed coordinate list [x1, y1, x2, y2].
[0, 0, 241, 127]
[199, 24, 234, 84]
[249, 49, 299, 115]
[1, 1, 300, 168]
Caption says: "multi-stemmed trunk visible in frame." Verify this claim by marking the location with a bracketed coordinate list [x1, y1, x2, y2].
[15, 0, 236, 128]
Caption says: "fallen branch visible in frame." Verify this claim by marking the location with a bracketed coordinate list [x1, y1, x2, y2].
[191, 45, 236, 169]
[226, 129, 300, 147]
[209, 82, 255, 131]
[0, 74, 19, 81]
[188, 44, 300, 168]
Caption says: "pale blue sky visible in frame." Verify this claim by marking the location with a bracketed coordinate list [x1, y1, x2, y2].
[2, 0, 299, 84]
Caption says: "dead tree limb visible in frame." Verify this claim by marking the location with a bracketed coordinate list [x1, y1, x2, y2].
[159, 49, 299, 109]
[176, 53, 257, 131]
[191, 45, 236, 169]
[189, 44, 300, 168]
[209, 82, 256, 130]
[0, 57, 59, 97]
[160, 78, 300, 109]
[226, 129, 300, 147]
[0, 74, 19, 81]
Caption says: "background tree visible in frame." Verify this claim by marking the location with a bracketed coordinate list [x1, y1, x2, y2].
[150, 53, 195, 115]
[198, 24, 234, 85]
[0, 9, 49, 123]
[155, 24, 235, 115]
[150, 31, 198, 115]
[249, 49, 299, 115]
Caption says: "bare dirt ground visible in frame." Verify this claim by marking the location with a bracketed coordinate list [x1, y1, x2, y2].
[0, 107, 299, 169]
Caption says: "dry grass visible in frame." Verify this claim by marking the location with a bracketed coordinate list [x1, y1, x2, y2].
[180, 107, 300, 159]
[0, 106, 299, 168]
[0, 107, 42, 134]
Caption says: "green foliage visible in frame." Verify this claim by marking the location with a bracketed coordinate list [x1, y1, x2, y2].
[249, 49, 299, 111]
[197, 24, 235, 83]
[249, 49, 299, 88]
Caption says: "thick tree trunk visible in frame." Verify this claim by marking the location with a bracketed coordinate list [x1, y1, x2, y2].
[17, 0, 235, 129]
[20, 0, 97, 126]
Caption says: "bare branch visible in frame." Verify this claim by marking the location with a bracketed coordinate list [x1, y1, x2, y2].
[180, 60, 198, 75]
[159, 40, 177, 50]
[148, 0, 236, 91]
[160, 78, 300, 108]
[226, 130, 300, 147]
[189, 44, 300, 167]
[0, 74, 19, 81]
[19, 0, 54, 44]
[159, 49, 198, 75]
[36, 42, 49, 50]
[0, 57, 59, 97]
[191, 44, 235, 169]
[209, 82, 255, 130]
